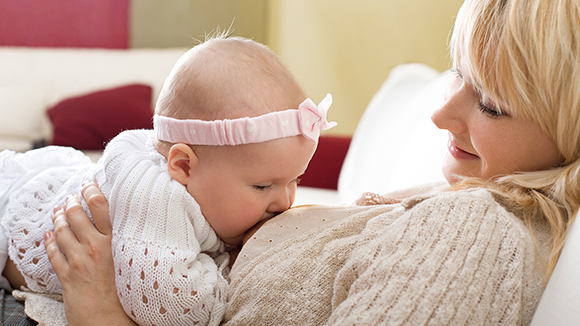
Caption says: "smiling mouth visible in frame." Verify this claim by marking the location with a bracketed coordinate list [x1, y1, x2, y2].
[448, 140, 479, 160]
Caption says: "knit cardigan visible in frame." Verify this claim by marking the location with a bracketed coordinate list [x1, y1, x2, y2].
[1, 130, 229, 326]
[95, 130, 229, 326]
[223, 190, 550, 325]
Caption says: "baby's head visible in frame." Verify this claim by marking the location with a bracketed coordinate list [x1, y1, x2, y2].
[153, 36, 335, 245]
[155, 35, 306, 124]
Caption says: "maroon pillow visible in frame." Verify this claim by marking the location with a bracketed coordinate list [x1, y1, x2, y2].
[47, 84, 154, 150]
[299, 135, 352, 190]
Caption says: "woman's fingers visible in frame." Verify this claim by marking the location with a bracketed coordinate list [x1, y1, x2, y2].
[50, 205, 80, 258]
[43, 188, 127, 325]
[80, 181, 112, 236]
[61, 181, 111, 248]
[43, 231, 69, 280]
[44, 181, 112, 276]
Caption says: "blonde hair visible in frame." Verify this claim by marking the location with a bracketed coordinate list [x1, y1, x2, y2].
[450, 0, 580, 278]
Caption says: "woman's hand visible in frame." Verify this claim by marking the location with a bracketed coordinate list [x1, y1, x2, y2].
[43, 181, 136, 326]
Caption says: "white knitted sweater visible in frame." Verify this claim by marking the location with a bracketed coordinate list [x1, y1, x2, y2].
[224, 190, 550, 325]
[0, 130, 229, 326]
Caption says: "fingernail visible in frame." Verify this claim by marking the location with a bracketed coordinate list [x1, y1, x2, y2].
[43, 231, 52, 241]
[81, 180, 96, 191]
[52, 206, 63, 221]
[65, 194, 78, 204]
[81, 181, 95, 198]
[52, 205, 63, 215]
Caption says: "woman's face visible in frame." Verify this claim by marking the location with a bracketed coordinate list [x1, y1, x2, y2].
[431, 61, 563, 184]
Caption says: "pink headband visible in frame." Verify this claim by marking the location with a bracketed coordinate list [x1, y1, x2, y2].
[154, 94, 336, 145]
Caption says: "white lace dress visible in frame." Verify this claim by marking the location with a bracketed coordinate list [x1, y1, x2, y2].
[0, 130, 229, 326]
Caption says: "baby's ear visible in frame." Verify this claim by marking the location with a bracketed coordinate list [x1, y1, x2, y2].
[167, 144, 198, 186]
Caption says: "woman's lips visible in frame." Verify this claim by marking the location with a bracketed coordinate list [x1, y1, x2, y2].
[448, 140, 478, 160]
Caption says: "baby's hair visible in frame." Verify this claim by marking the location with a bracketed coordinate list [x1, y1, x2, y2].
[154, 35, 306, 157]
[155, 35, 306, 121]
[450, 0, 580, 280]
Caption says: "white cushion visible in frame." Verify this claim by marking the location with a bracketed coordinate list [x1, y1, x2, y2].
[294, 186, 342, 206]
[0, 47, 188, 141]
[0, 47, 188, 106]
[338, 63, 452, 202]
[531, 214, 580, 326]
[0, 83, 53, 144]
[0, 137, 36, 152]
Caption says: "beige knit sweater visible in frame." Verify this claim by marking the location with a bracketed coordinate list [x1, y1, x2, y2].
[223, 189, 550, 325]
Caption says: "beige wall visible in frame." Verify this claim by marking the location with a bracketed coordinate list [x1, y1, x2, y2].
[130, 0, 268, 47]
[266, 0, 464, 136]
[130, 0, 464, 136]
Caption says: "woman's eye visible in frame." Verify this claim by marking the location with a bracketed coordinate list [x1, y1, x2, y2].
[478, 103, 504, 118]
[253, 185, 272, 191]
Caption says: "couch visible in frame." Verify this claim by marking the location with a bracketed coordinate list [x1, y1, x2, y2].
[0, 47, 577, 325]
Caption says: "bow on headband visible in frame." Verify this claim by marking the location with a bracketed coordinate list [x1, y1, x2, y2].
[154, 94, 337, 145]
[298, 93, 337, 142]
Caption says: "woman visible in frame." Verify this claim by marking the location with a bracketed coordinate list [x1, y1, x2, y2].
[43, 0, 580, 324]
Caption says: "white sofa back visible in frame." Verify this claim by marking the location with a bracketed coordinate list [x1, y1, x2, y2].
[530, 213, 580, 326]
[338, 63, 451, 203]
[0, 47, 188, 151]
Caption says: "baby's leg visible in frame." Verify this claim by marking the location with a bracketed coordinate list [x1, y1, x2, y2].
[3, 258, 26, 290]
[0, 227, 23, 290]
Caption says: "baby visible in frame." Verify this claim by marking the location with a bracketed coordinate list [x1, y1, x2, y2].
[0, 36, 335, 325]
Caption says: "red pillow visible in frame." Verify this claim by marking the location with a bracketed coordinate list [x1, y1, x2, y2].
[299, 135, 352, 190]
[47, 84, 153, 150]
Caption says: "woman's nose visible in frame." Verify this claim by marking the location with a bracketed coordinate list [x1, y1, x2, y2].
[431, 83, 467, 134]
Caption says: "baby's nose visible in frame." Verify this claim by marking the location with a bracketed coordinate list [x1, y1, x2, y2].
[268, 191, 292, 214]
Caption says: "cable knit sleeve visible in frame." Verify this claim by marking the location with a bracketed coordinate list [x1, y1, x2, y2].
[327, 190, 546, 325]
[223, 190, 547, 325]
[96, 130, 229, 326]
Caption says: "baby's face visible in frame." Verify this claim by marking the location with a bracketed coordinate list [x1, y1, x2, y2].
[186, 136, 317, 246]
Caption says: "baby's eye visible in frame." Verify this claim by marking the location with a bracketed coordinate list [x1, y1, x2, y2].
[253, 184, 272, 191]
[293, 177, 302, 185]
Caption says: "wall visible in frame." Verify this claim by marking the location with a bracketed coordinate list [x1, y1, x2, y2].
[130, 0, 267, 48]
[0, 0, 267, 49]
[0, 0, 463, 136]
[266, 0, 464, 136]
[0, 0, 129, 48]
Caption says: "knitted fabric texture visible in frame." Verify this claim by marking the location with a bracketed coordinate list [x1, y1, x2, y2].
[95, 130, 228, 326]
[355, 191, 401, 206]
[0, 146, 94, 293]
[1, 130, 229, 326]
[224, 190, 550, 325]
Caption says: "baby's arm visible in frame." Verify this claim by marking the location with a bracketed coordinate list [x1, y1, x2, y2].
[113, 229, 229, 326]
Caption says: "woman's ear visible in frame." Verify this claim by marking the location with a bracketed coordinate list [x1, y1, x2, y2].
[167, 144, 199, 186]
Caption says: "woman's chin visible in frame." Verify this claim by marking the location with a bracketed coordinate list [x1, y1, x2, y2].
[442, 155, 469, 185]
[443, 172, 461, 186]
